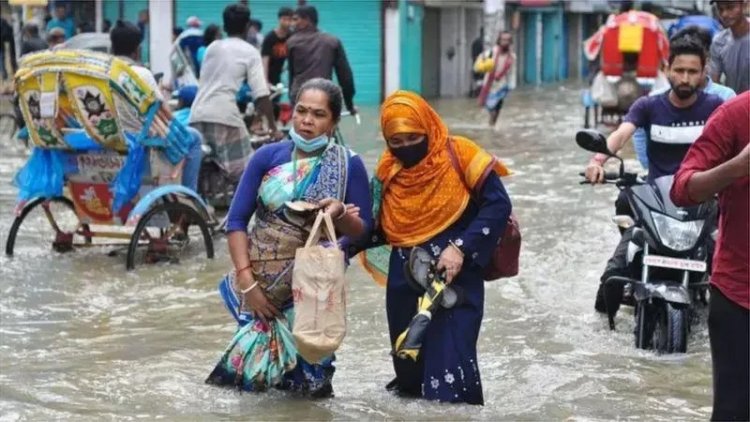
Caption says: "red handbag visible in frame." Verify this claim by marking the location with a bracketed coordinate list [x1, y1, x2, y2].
[446, 139, 520, 280]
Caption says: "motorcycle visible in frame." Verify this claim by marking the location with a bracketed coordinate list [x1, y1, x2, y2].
[576, 130, 716, 354]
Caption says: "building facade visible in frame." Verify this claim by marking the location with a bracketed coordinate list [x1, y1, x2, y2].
[9, 0, 708, 101]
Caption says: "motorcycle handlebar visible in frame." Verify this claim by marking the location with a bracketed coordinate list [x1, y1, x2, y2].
[578, 171, 641, 185]
[578, 171, 620, 184]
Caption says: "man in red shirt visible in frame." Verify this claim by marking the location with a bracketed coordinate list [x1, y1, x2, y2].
[670, 92, 749, 421]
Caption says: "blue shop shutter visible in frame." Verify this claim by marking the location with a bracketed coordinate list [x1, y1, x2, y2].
[175, 0, 381, 104]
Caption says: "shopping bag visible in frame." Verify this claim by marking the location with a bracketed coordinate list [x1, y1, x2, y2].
[292, 211, 347, 364]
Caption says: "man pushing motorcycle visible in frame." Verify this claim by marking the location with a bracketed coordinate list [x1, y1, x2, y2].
[583, 35, 724, 314]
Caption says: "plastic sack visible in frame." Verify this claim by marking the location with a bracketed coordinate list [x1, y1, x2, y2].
[474, 52, 495, 74]
[292, 211, 347, 364]
[110, 135, 146, 214]
[591, 72, 618, 108]
[13, 148, 65, 202]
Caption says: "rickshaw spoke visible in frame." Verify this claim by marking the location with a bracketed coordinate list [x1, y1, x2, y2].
[42, 202, 63, 234]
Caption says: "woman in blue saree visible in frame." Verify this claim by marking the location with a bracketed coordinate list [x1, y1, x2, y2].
[206, 79, 371, 397]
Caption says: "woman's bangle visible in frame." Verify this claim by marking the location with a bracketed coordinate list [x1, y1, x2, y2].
[240, 281, 259, 295]
[335, 205, 347, 221]
[236, 263, 252, 276]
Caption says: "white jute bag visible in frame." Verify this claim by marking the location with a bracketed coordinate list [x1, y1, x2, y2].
[292, 211, 347, 364]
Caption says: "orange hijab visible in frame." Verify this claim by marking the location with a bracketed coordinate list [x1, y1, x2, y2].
[377, 90, 510, 247]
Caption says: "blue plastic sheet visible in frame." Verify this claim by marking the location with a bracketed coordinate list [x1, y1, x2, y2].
[13, 148, 65, 202]
[110, 135, 146, 214]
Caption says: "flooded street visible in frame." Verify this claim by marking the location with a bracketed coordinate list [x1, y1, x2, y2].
[0, 84, 713, 420]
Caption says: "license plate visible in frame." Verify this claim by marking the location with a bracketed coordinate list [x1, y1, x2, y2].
[643, 254, 707, 272]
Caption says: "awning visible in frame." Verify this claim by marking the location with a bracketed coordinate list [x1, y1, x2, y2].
[9, 0, 48, 5]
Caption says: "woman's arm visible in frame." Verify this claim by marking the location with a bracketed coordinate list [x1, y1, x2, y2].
[224, 146, 281, 320]
[453, 173, 512, 267]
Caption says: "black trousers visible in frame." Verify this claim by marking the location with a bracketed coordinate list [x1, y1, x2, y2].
[601, 190, 635, 283]
[709, 286, 750, 421]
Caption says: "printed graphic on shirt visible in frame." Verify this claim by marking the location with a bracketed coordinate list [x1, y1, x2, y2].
[649, 122, 705, 145]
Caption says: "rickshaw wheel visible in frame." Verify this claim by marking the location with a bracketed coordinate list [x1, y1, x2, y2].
[125, 201, 214, 270]
[5, 197, 92, 257]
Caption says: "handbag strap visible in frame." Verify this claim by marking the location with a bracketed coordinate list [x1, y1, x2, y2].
[304, 210, 339, 248]
[446, 138, 476, 200]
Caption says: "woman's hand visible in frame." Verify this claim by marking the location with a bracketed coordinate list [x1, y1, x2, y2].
[318, 198, 346, 219]
[436, 244, 464, 284]
[238, 272, 280, 321]
[318, 198, 366, 239]
[345, 203, 360, 218]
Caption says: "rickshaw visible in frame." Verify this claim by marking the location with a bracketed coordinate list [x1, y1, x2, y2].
[5, 50, 215, 270]
[582, 11, 670, 128]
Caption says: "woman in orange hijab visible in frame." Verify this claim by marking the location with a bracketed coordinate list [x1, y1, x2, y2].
[369, 90, 512, 405]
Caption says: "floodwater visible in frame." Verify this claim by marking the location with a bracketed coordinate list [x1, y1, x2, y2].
[0, 84, 712, 420]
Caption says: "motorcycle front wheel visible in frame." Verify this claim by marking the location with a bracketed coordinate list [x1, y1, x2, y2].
[635, 301, 688, 354]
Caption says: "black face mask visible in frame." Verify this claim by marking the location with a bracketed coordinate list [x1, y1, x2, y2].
[391, 140, 428, 168]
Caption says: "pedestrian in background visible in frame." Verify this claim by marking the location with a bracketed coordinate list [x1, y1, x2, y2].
[46, 27, 66, 50]
[0, 15, 17, 80]
[46, 3, 75, 39]
[470, 27, 484, 97]
[247, 19, 263, 48]
[474, 31, 516, 132]
[710, 0, 749, 93]
[287, 5, 356, 115]
[20, 23, 47, 56]
[261, 6, 293, 121]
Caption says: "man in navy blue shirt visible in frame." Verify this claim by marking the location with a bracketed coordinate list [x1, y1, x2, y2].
[583, 36, 724, 314]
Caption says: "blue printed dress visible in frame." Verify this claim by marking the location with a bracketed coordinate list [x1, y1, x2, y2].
[377, 174, 511, 405]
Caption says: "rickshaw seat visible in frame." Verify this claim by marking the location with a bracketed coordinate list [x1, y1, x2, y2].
[15, 50, 188, 154]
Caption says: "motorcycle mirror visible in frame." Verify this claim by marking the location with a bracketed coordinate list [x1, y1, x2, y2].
[576, 130, 613, 156]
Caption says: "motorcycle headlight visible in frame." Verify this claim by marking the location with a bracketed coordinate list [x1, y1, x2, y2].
[650, 212, 704, 252]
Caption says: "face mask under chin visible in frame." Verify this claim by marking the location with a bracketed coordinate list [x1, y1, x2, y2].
[290, 127, 331, 152]
[391, 140, 428, 168]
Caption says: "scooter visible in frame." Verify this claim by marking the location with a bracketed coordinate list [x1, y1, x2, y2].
[576, 130, 716, 354]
